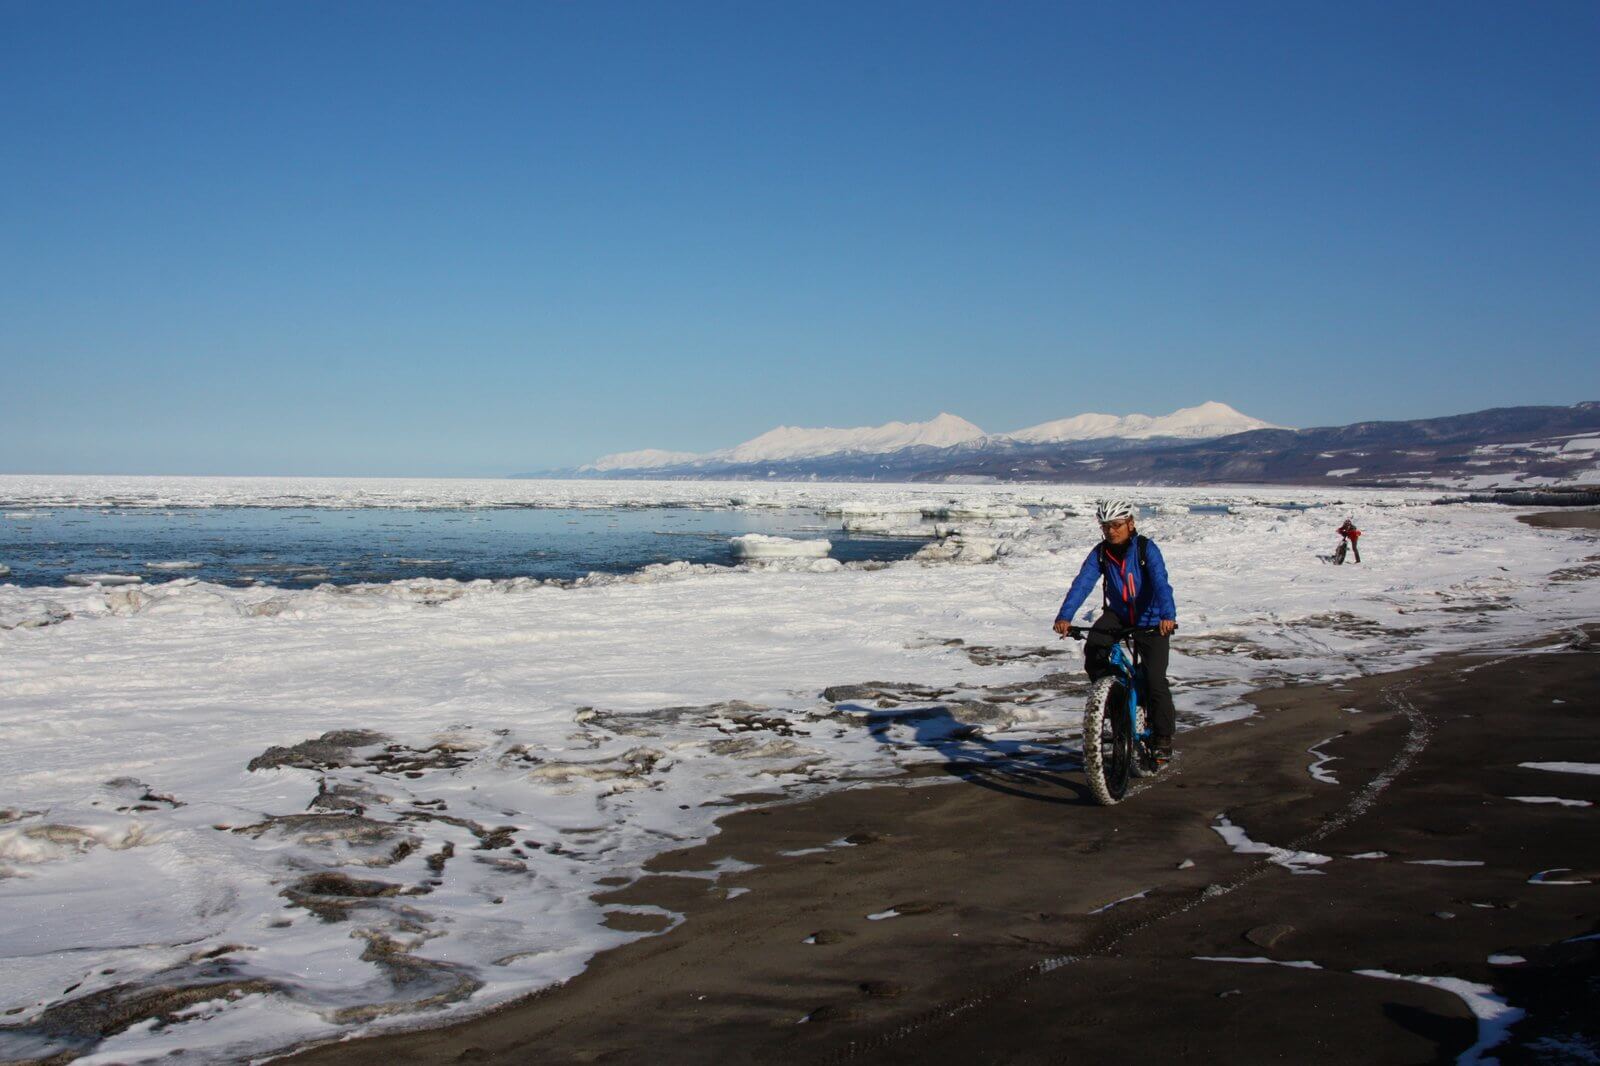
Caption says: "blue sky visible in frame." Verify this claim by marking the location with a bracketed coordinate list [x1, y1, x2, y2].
[3, 1, 1596, 476]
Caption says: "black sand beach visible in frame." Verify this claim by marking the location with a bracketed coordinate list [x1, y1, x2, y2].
[284, 623, 1600, 1064]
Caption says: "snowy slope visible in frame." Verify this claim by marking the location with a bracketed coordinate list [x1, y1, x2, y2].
[573, 404, 1277, 474]
[714, 412, 986, 463]
[1005, 401, 1281, 444]
[582, 448, 704, 472]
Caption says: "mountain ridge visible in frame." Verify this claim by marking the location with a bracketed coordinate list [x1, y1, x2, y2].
[575, 401, 1278, 473]
[515, 402, 1600, 490]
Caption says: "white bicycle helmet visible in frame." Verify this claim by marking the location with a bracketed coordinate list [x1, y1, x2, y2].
[1095, 498, 1136, 524]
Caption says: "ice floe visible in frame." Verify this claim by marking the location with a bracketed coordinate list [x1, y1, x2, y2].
[728, 534, 831, 560]
[63, 573, 143, 586]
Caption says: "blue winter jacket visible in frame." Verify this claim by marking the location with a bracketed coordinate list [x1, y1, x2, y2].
[1055, 537, 1177, 627]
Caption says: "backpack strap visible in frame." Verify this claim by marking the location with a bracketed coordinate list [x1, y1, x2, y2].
[1099, 536, 1150, 619]
[1099, 540, 1110, 614]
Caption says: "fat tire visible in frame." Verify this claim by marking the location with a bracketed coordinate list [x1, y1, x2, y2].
[1084, 676, 1133, 805]
[1130, 704, 1154, 778]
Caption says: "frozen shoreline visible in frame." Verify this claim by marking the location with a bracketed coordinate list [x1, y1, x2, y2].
[2, 477, 1598, 1064]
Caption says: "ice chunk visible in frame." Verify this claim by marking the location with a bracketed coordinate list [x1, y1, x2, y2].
[913, 535, 999, 564]
[729, 534, 831, 560]
[64, 573, 144, 586]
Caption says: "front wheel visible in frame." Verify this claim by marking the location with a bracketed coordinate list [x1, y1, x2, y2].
[1084, 676, 1133, 805]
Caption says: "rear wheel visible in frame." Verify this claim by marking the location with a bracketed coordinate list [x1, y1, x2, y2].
[1084, 676, 1133, 805]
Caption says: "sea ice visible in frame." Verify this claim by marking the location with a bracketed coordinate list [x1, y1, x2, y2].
[728, 534, 831, 560]
[2, 474, 1598, 1063]
[63, 573, 143, 586]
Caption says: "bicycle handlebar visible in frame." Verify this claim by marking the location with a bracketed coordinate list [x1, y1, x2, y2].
[1063, 623, 1175, 642]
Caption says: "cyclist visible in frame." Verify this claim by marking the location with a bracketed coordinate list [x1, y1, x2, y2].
[1051, 499, 1179, 765]
[1334, 518, 1362, 564]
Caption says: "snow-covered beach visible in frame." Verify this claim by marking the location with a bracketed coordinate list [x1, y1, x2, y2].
[1, 476, 1596, 1063]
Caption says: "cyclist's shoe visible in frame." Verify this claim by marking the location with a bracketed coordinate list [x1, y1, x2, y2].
[1152, 737, 1174, 767]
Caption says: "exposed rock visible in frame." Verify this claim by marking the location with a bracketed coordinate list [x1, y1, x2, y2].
[307, 780, 383, 814]
[426, 842, 455, 873]
[859, 980, 905, 998]
[822, 682, 952, 704]
[234, 812, 406, 849]
[707, 737, 815, 760]
[0, 972, 279, 1054]
[944, 701, 1014, 727]
[527, 748, 667, 788]
[247, 730, 389, 772]
[1244, 923, 1295, 948]
[328, 932, 482, 1024]
[281, 872, 404, 922]
[963, 644, 1069, 667]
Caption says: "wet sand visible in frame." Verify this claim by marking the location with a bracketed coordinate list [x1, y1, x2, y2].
[284, 626, 1600, 1064]
[1518, 508, 1600, 530]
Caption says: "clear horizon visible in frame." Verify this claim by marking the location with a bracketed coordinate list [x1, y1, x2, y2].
[4, 1, 1597, 477]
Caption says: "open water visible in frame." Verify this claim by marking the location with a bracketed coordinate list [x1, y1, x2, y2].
[0, 506, 930, 588]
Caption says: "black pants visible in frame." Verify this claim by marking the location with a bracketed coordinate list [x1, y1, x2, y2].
[1085, 613, 1176, 739]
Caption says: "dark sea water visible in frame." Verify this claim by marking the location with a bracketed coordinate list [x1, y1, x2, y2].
[0, 507, 930, 589]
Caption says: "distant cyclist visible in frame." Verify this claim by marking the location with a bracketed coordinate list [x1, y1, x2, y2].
[1051, 500, 1179, 764]
[1333, 518, 1362, 564]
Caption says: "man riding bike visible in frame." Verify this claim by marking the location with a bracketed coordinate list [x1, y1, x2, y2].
[1051, 499, 1179, 765]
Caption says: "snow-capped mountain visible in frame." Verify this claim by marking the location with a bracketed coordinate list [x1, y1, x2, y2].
[527, 401, 1600, 488]
[1006, 401, 1280, 444]
[579, 403, 1273, 473]
[583, 449, 703, 472]
[582, 412, 986, 471]
[718, 412, 985, 463]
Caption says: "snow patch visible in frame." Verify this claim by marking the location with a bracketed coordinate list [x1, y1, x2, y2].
[1211, 815, 1332, 874]
[1506, 795, 1592, 808]
[1352, 969, 1523, 1065]
[1519, 761, 1600, 776]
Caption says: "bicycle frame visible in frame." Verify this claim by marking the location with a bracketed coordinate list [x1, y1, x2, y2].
[1104, 639, 1152, 745]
